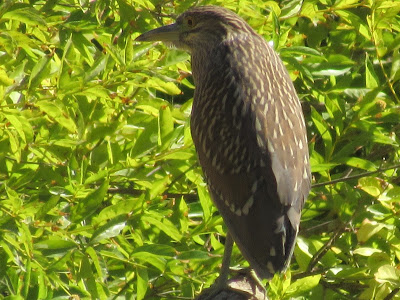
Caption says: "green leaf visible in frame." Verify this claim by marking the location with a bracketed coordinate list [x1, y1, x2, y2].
[142, 212, 183, 242]
[36, 269, 47, 299]
[96, 199, 142, 221]
[390, 49, 400, 82]
[5, 131, 21, 162]
[0, 68, 14, 86]
[354, 88, 380, 117]
[197, 184, 212, 221]
[35, 195, 60, 219]
[365, 53, 380, 89]
[137, 266, 148, 300]
[3, 6, 46, 29]
[149, 176, 171, 199]
[86, 247, 103, 279]
[34, 238, 76, 255]
[90, 215, 126, 244]
[84, 170, 109, 185]
[131, 119, 158, 157]
[333, 0, 362, 9]
[4, 113, 27, 143]
[310, 106, 332, 159]
[148, 77, 181, 95]
[132, 244, 176, 258]
[335, 266, 369, 279]
[311, 162, 339, 172]
[70, 180, 109, 222]
[380, 187, 400, 202]
[280, 0, 302, 19]
[131, 245, 171, 272]
[23, 258, 31, 299]
[35, 100, 77, 133]
[285, 274, 321, 297]
[375, 265, 400, 286]
[81, 255, 99, 298]
[358, 176, 383, 197]
[336, 10, 370, 39]
[72, 32, 95, 65]
[280, 46, 322, 57]
[353, 247, 381, 256]
[28, 55, 51, 92]
[357, 220, 385, 243]
[177, 250, 210, 261]
[158, 104, 174, 149]
[337, 157, 377, 171]
[84, 55, 108, 82]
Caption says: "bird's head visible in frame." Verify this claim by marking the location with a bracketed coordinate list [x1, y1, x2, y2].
[135, 6, 255, 53]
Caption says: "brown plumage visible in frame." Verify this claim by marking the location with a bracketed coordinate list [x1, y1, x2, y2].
[136, 5, 311, 279]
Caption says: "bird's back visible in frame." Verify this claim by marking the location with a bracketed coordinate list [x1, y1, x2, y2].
[190, 27, 311, 279]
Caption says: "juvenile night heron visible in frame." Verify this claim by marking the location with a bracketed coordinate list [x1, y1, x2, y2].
[136, 5, 311, 282]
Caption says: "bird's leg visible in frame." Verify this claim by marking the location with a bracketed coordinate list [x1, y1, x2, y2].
[216, 234, 267, 298]
[249, 269, 267, 293]
[197, 233, 268, 299]
[214, 232, 233, 288]
[196, 233, 233, 299]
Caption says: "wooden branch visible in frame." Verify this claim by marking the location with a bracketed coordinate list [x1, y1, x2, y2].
[196, 274, 267, 300]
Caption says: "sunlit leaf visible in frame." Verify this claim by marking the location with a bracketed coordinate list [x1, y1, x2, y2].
[142, 212, 183, 242]
[137, 266, 148, 300]
[357, 219, 385, 243]
[285, 275, 321, 297]
[35, 101, 77, 133]
[353, 247, 381, 256]
[28, 55, 51, 92]
[365, 53, 380, 89]
[375, 265, 400, 285]
[3, 6, 46, 29]
[90, 215, 126, 244]
[70, 180, 109, 222]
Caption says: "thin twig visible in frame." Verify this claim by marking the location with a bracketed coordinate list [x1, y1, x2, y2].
[312, 163, 400, 188]
[383, 287, 400, 300]
[306, 211, 357, 273]
[306, 226, 343, 273]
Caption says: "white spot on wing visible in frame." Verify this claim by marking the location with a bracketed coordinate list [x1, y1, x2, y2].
[268, 142, 275, 153]
[251, 181, 258, 193]
[267, 261, 275, 274]
[255, 118, 262, 132]
[287, 207, 300, 231]
[298, 139, 303, 150]
[303, 168, 308, 179]
[257, 135, 265, 148]
[242, 196, 254, 215]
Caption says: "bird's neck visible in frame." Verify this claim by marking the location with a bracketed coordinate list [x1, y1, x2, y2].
[190, 41, 230, 85]
[190, 33, 252, 85]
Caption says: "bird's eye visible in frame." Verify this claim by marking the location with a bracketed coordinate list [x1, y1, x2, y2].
[186, 16, 194, 27]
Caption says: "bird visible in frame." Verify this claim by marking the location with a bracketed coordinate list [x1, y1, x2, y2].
[136, 5, 311, 282]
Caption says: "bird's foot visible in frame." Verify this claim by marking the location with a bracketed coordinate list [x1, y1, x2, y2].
[196, 271, 267, 300]
[232, 268, 266, 293]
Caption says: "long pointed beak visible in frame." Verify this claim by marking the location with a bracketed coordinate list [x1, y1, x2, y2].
[135, 23, 180, 42]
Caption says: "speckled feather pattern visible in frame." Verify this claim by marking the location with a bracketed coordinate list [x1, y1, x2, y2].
[146, 5, 311, 279]
[183, 6, 311, 279]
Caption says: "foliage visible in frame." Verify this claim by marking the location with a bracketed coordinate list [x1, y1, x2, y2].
[0, 0, 399, 299]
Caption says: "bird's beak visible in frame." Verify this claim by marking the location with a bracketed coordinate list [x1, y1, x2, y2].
[135, 23, 180, 42]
